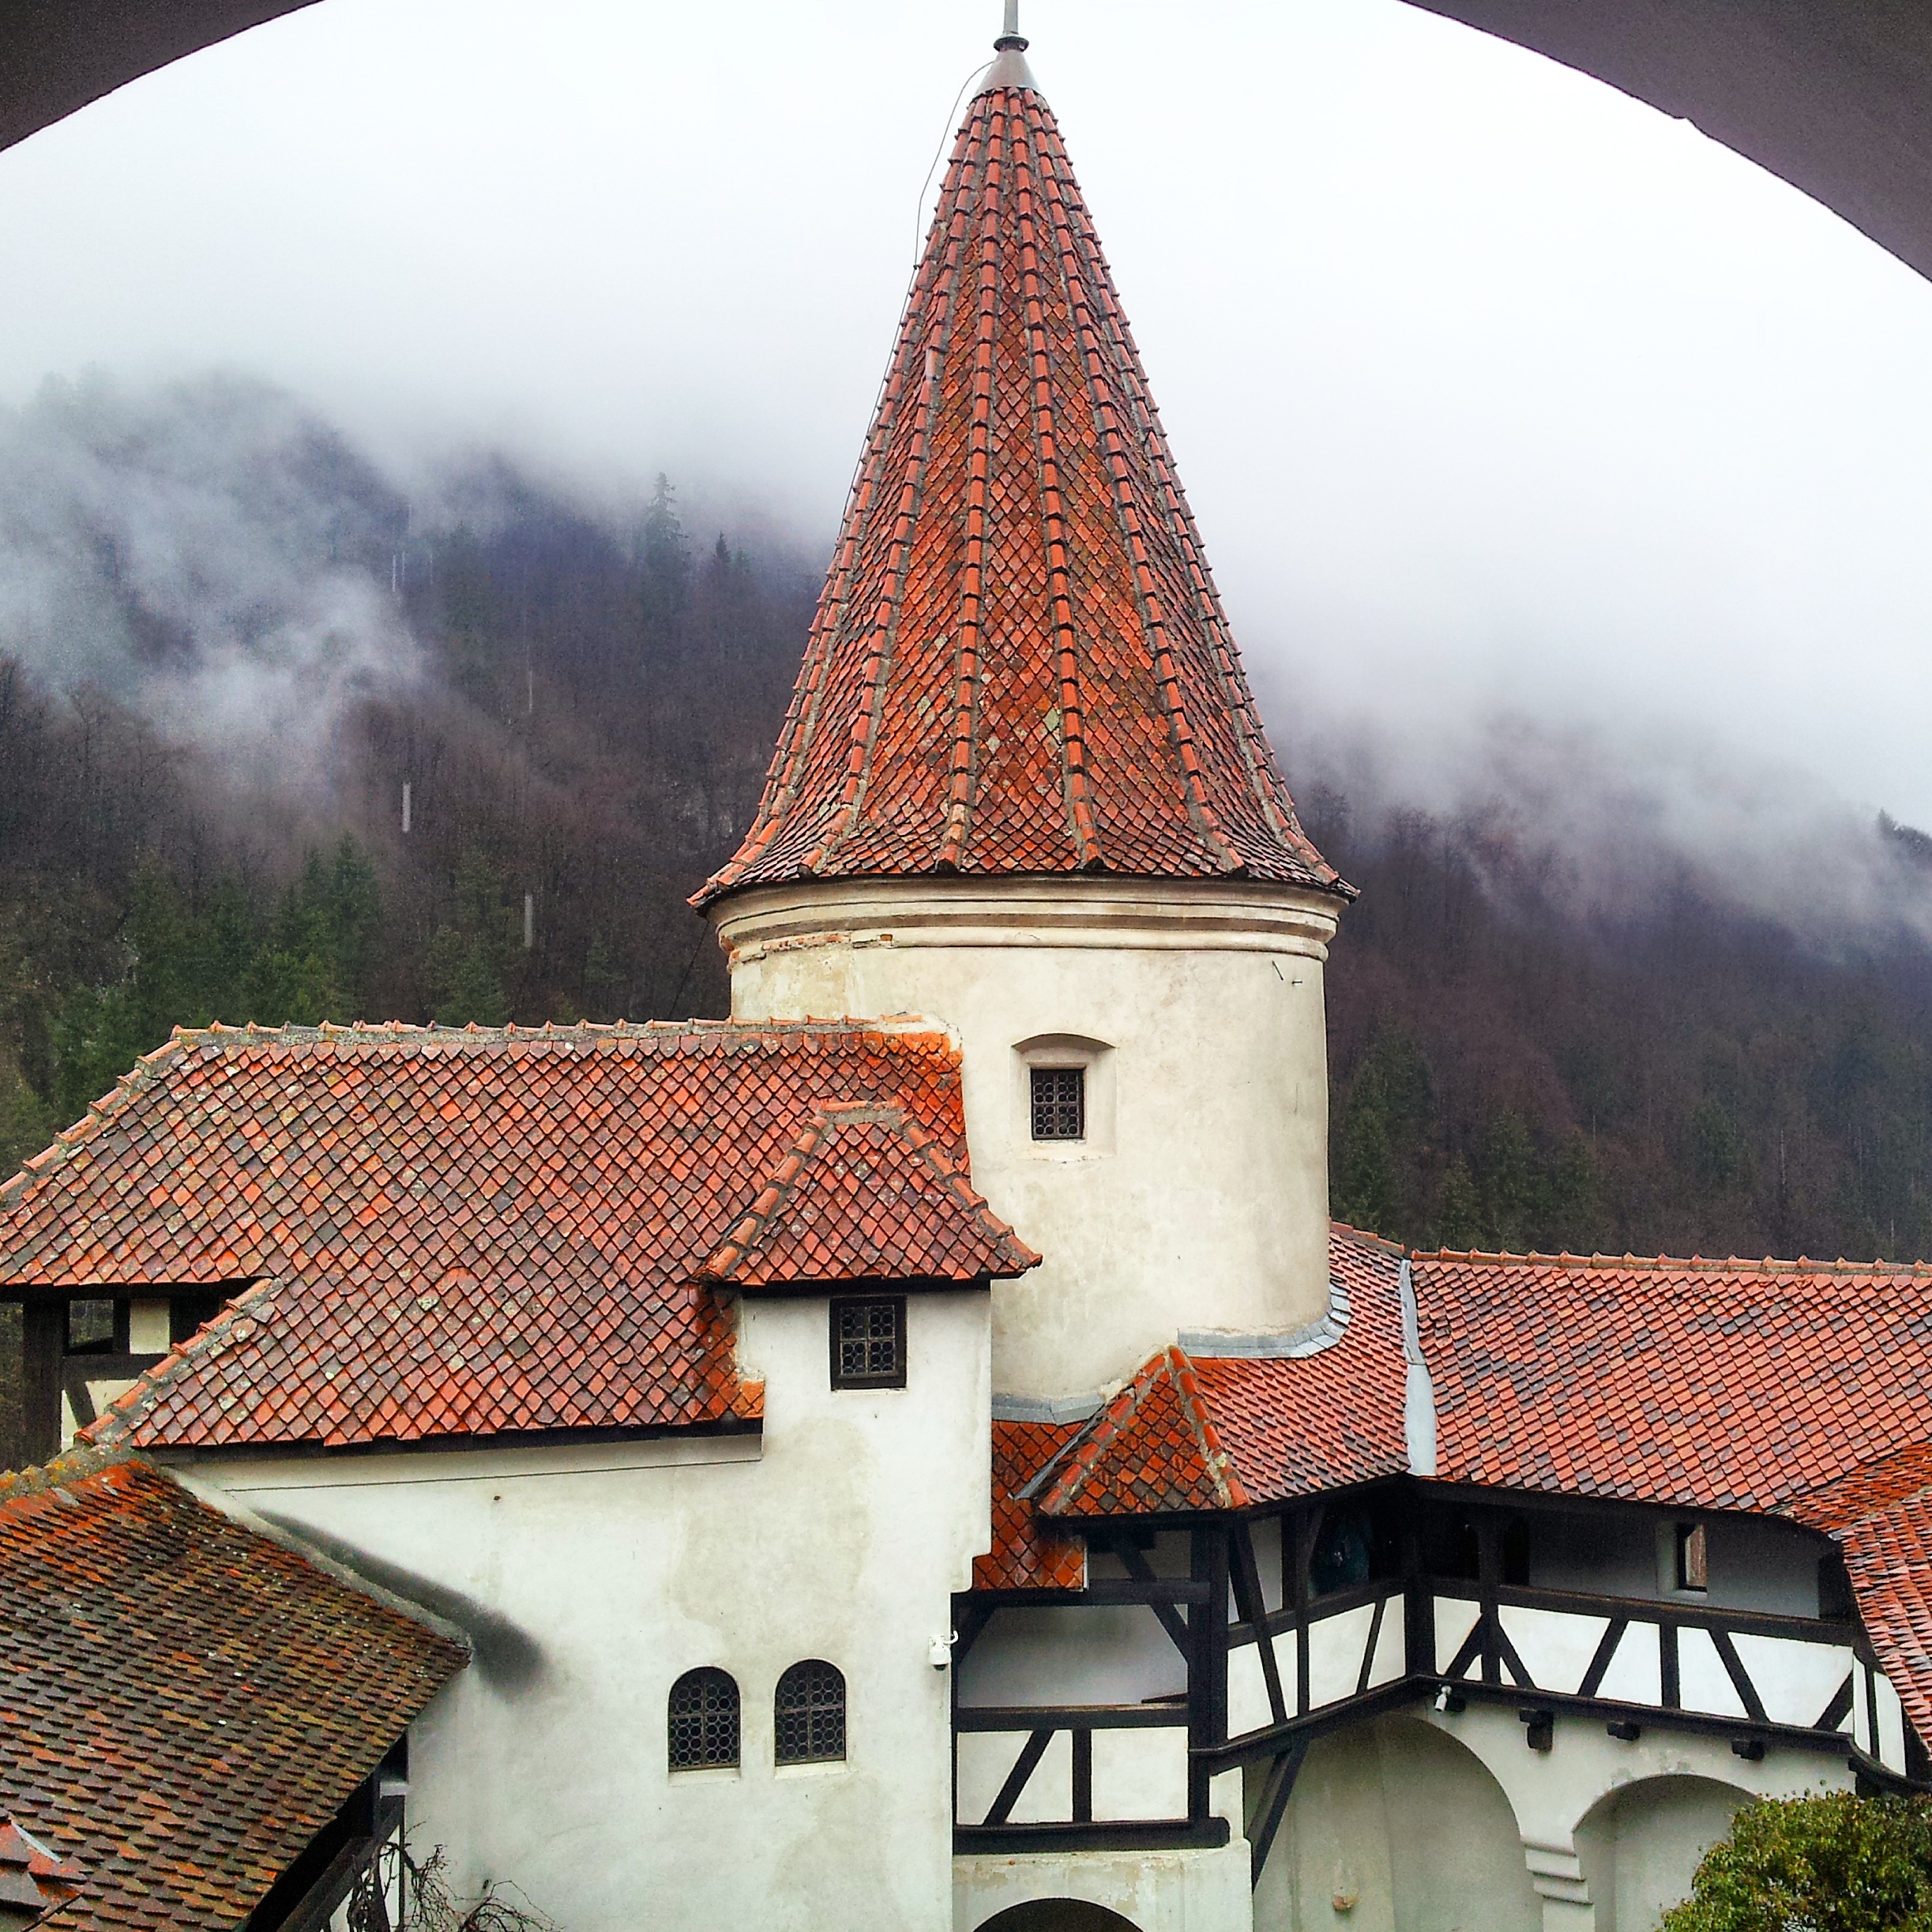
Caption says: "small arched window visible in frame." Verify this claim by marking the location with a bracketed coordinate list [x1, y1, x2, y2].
[668, 1667, 739, 1772]
[774, 1659, 846, 1765]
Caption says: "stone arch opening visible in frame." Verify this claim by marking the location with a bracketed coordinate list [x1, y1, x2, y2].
[974, 1904, 1141, 1932]
[1574, 1772, 1752, 1932]
[1253, 1712, 1539, 1931]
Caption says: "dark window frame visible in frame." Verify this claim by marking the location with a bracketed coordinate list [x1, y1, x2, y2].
[829, 1295, 908, 1390]
[1030, 1064, 1086, 1141]
[774, 1659, 847, 1766]
[667, 1665, 741, 1772]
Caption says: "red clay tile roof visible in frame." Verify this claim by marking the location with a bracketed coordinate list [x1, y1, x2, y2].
[0, 1817, 83, 1919]
[1415, 1250, 1932, 1514]
[1022, 1227, 1410, 1524]
[1806, 1471, 1932, 1750]
[0, 1020, 1006, 1450]
[695, 1100, 1038, 1288]
[976, 1418, 1088, 1592]
[697, 77, 1344, 906]
[0, 1449, 464, 1930]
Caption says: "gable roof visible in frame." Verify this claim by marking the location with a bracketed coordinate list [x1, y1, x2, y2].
[697, 68, 1344, 906]
[0, 1449, 464, 1930]
[0, 1019, 1009, 1452]
[1026, 1227, 1411, 1521]
[695, 1101, 1038, 1288]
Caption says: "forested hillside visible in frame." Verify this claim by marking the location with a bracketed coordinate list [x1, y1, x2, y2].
[4, 383, 1932, 1463]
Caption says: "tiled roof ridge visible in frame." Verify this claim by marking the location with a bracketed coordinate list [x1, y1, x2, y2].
[1415, 1244, 1932, 1279]
[78, 1279, 281, 1449]
[0, 1016, 957, 1210]
[1028, 1344, 1246, 1516]
[0, 1441, 142, 1517]
[694, 1099, 1038, 1284]
[0, 1031, 189, 1209]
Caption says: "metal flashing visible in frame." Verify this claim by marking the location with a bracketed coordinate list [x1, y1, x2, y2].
[1181, 1277, 1351, 1360]
[1399, 1257, 1438, 1477]
[992, 1391, 1103, 1425]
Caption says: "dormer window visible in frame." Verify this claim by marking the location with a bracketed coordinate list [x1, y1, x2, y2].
[1030, 1066, 1084, 1141]
[1675, 1521, 1708, 1592]
[831, 1296, 905, 1389]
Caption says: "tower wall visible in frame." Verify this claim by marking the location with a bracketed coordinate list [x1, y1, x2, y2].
[715, 878, 1338, 1402]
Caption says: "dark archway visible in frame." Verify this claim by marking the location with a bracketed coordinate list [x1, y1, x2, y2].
[7, 3, 1932, 288]
[975, 1903, 1141, 1932]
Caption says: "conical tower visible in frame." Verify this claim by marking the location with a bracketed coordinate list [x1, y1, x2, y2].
[702, 23, 1351, 1405]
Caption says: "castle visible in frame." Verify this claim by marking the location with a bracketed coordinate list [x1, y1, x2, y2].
[4, 17, 1932, 1932]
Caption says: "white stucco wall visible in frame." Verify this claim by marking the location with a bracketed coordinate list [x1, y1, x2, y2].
[176, 1289, 991, 1932]
[953, 1769, 1253, 1932]
[714, 878, 1341, 1402]
[1573, 1776, 1749, 1932]
[1254, 1706, 1855, 1932]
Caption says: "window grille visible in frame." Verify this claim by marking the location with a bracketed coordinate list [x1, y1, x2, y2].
[831, 1296, 905, 1389]
[667, 1667, 739, 1771]
[1030, 1066, 1084, 1141]
[774, 1659, 846, 1765]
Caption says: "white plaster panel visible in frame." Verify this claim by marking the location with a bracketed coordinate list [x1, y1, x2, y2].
[954, 1840, 1253, 1932]
[1877, 1671, 1908, 1772]
[190, 1290, 992, 1932]
[1678, 1627, 1749, 1720]
[1227, 1636, 1273, 1738]
[1498, 1605, 1610, 1696]
[1730, 1633, 1855, 1731]
[1433, 1596, 1483, 1676]
[955, 1729, 1073, 1826]
[127, 1299, 171, 1353]
[1596, 1623, 1663, 1707]
[1091, 1727, 1190, 1822]
[1309, 1602, 1378, 1708]
[1365, 1596, 1406, 1690]
[958, 1602, 1185, 1708]
[717, 877, 1340, 1400]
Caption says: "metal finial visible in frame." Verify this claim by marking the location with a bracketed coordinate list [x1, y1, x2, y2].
[995, 0, 1028, 52]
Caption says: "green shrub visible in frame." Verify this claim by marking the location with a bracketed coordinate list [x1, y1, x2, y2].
[1660, 1792, 1932, 1932]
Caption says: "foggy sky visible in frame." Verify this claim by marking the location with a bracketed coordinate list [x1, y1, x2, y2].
[4, 0, 1932, 847]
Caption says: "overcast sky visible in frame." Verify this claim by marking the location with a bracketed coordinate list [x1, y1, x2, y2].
[4, 0, 1932, 853]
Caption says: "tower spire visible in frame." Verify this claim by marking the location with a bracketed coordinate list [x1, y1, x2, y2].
[983, 0, 1037, 93]
[697, 24, 1344, 908]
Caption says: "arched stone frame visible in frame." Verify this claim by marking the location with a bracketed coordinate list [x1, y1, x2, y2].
[974, 1904, 1143, 1932]
[1252, 1713, 1540, 1931]
[1573, 1774, 1753, 1932]
[1412, 1699, 1861, 1929]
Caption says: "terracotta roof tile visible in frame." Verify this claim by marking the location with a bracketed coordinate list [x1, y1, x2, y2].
[0, 1449, 464, 1930]
[1415, 1250, 1932, 1514]
[697, 82, 1344, 907]
[1024, 1228, 1409, 1523]
[695, 1101, 1038, 1288]
[976, 1419, 1087, 1591]
[0, 1021, 1000, 1450]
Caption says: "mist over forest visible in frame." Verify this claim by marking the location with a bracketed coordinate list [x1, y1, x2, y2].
[4, 371, 1932, 1458]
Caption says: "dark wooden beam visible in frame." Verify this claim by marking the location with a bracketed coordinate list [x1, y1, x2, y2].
[20, 1302, 62, 1465]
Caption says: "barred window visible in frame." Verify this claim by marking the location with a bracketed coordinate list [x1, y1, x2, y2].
[775, 1659, 846, 1765]
[831, 1295, 905, 1389]
[667, 1667, 739, 1771]
[1030, 1066, 1084, 1141]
